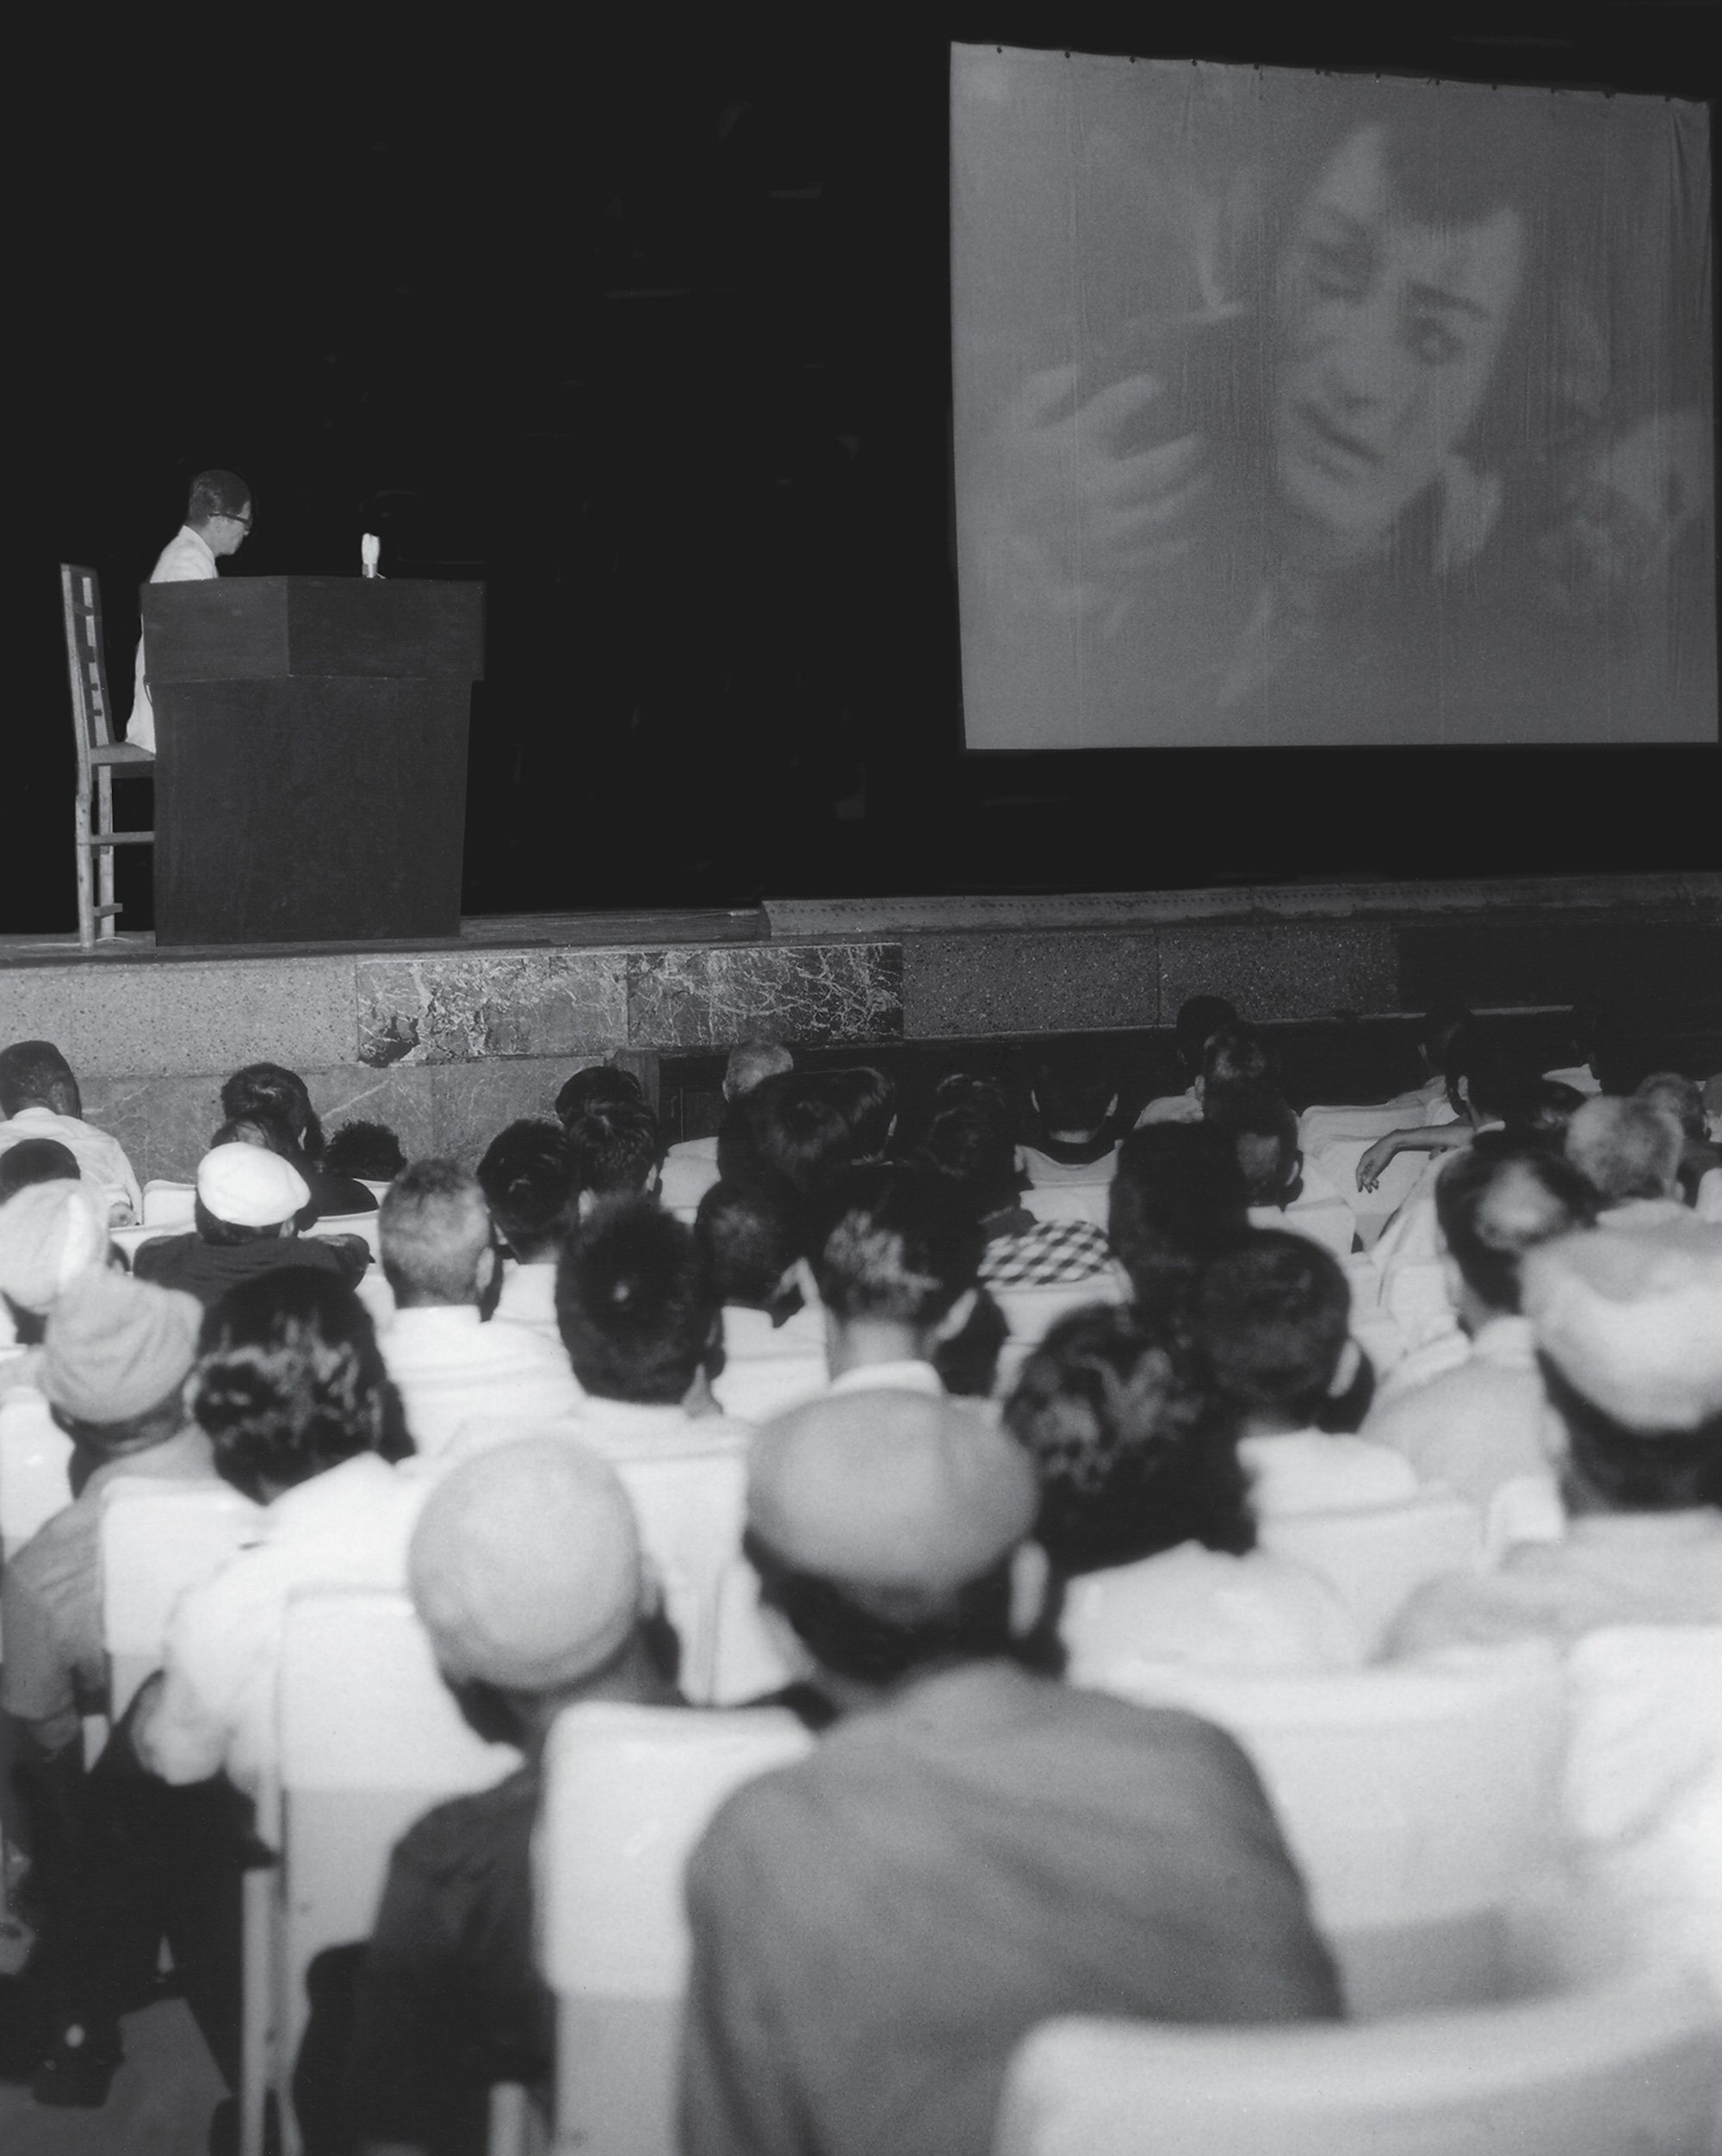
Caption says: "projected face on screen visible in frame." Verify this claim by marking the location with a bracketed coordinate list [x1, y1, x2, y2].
[1274, 125, 1524, 545]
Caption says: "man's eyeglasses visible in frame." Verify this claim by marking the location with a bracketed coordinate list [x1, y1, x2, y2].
[218, 511, 254, 531]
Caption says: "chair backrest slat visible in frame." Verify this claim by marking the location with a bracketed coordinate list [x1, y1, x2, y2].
[60, 561, 117, 757]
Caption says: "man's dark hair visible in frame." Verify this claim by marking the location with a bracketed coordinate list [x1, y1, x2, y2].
[1005, 1305, 1250, 1576]
[1541, 1355, 1722, 1514]
[1205, 1087, 1302, 1208]
[477, 1119, 579, 1261]
[917, 1100, 1019, 1220]
[210, 1109, 298, 1158]
[1202, 1024, 1281, 1099]
[1633, 1073, 1707, 1143]
[554, 1066, 644, 1126]
[189, 1268, 407, 1500]
[1417, 1004, 1474, 1071]
[185, 469, 251, 524]
[824, 1065, 897, 1163]
[556, 1196, 719, 1404]
[745, 1531, 1043, 1683]
[1495, 1079, 1587, 1137]
[1191, 1230, 1352, 1425]
[220, 1063, 325, 1162]
[1174, 997, 1238, 1077]
[719, 1071, 856, 1205]
[567, 1100, 661, 1199]
[0, 1041, 78, 1118]
[1108, 1123, 1250, 1320]
[325, 1119, 407, 1183]
[1030, 1046, 1119, 1143]
[0, 1138, 80, 1204]
[694, 1182, 798, 1309]
[1436, 1135, 1598, 1317]
[812, 1166, 984, 1329]
[1442, 1019, 1539, 1123]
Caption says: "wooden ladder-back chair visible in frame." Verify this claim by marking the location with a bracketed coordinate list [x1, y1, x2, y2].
[60, 563, 154, 949]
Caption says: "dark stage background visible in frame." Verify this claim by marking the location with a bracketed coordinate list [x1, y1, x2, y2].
[12, 5, 1719, 935]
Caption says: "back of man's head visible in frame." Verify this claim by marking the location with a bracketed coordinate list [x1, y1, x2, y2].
[1108, 1123, 1250, 1315]
[694, 1182, 797, 1309]
[1565, 1095, 1684, 1205]
[1444, 1021, 1541, 1124]
[918, 1099, 1019, 1221]
[0, 1138, 80, 1205]
[1634, 1072, 1707, 1143]
[325, 1119, 407, 1184]
[746, 1387, 1040, 1683]
[825, 1065, 897, 1163]
[1029, 1046, 1118, 1143]
[220, 1062, 320, 1157]
[1435, 1134, 1598, 1317]
[1201, 1023, 1280, 1100]
[381, 1159, 493, 1306]
[723, 1038, 793, 1101]
[185, 468, 252, 525]
[567, 1100, 661, 1205]
[0, 1040, 78, 1119]
[813, 1166, 984, 1330]
[1417, 1004, 1473, 1075]
[478, 1119, 579, 1261]
[556, 1195, 717, 1403]
[554, 1064, 644, 1126]
[1174, 997, 1237, 1078]
[722, 1070, 856, 1204]
[1205, 1087, 1301, 1208]
[1191, 1230, 1352, 1428]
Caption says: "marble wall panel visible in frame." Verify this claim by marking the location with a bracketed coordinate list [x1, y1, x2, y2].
[625, 944, 902, 1049]
[79, 1073, 232, 1187]
[430, 1061, 577, 1168]
[355, 951, 629, 1066]
[1, 956, 356, 1079]
[901, 933, 1160, 1038]
[1156, 923, 1398, 1025]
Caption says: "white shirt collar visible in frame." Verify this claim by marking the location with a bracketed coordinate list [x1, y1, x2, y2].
[827, 1359, 945, 1397]
[177, 524, 218, 572]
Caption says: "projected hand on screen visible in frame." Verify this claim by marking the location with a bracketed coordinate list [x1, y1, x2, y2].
[992, 361, 1211, 633]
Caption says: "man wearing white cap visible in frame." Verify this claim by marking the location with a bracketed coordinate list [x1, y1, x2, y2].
[1390, 1216, 1722, 1655]
[132, 1141, 353, 1307]
[316, 1440, 679, 2156]
[680, 1389, 1341, 2156]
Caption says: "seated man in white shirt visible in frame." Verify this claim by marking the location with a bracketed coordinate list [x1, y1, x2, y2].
[567, 1096, 662, 1219]
[1004, 1305, 1363, 1685]
[1564, 1093, 1690, 1228]
[660, 1040, 793, 1218]
[1134, 996, 1236, 1127]
[0, 1041, 143, 1229]
[1206, 1087, 1354, 1260]
[476, 1118, 579, 1343]
[1191, 1231, 1421, 1520]
[697, 1181, 828, 1422]
[1019, 1044, 1123, 1198]
[124, 468, 251, 754]
[376, 1159, 583, 1456]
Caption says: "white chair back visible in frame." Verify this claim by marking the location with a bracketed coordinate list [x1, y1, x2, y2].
[1019, 1181, 1112, 1230]
[1250, 1197, 1357, 1261]
[607, 1447, 749, 1706]
[990, 1273, 1127, 1397]
[142, 1179, 197, 1227]
[1255, 1492, 1482, 1655]
[993, 1959, 1722, 2156]
[0, 1392, 74, 1559]
[539, 1700, 814, 2156]
[1096, 1640, 1567, 2017]
[274, 1588, 521, 2151]
[99, 1480, 263, 1718]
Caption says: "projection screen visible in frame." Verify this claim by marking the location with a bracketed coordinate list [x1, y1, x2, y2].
[951, 45, 1716, 749]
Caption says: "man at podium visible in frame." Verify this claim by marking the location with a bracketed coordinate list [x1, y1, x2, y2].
[125, 468, 253, 753]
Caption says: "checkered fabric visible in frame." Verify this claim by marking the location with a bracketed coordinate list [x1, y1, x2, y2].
[979, 1217, 1114, 1289]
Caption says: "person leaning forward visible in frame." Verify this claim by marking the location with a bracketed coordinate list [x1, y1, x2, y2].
[125, 468, 253, 754]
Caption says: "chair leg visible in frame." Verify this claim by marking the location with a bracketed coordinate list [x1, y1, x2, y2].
[75, 790, 95, 951]
[96, 765, 116, 941]
[240, 1867, 276, 2156]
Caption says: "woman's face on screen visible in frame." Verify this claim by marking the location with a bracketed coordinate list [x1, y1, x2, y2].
[1273, 124, 1523, 543]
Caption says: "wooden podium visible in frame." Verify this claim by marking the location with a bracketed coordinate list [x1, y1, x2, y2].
[140, 577, 483, 946]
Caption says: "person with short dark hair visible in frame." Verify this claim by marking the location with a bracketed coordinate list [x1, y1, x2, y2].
[1135, 995, 1239, 1127]
[1632, 1072, 1722, 1206]
[921, 1097, 1115, 1291]
[324, 1119, 407, 1186]
[0, 1041, 142, 1227]
[660, 1042, 795, 1217]
[715, 1069, 858, 1212]
[124, 468, 253, 753]
[1019, 1044, 1122, 1199]
[566, 1098, 662, 1215]
[1192, 1232, 1417, 1518]
[220, 1063, 376, 1217]
[553, 1063, 643, 1127]
[1106, 1121, 1250, 1323]
[1005, 1306, 1362, 1682]
[0, 1137, 80, 1205]
[1364, 1135, 1597, 1531]
[1391, 1218, 1722, 1655]
[680, 1385, 1341, 2156]
[825, 1064, 897, 1166]
[697, 1183, 827, 1422]
[375, 1159, 582, 1456]
[131, 1142, 356, 1307]
[1354, 1017, 1536, 1195]
[555, 1197, 728, 1430]
[1201, 1023, 1281, 1103]
[477, 1119, 580, 1342]
[1206, 1087, 1304, 1209]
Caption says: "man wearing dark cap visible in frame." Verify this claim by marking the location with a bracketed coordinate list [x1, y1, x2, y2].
[125, 468, 253, 753]
[679, 1388, 1341, 2156]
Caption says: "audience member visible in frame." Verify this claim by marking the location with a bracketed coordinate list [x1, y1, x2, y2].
[1192, 1233, 1418, 1517]
[696, 1182, 827, 1421]
[1135, 996, 1237, 1126]
[375, 1160, 583, 1455]
[476, 1119, 579, 1341]
[1019, 1044, 1122, 1188]
[311, 1440, 681, 2156]
[680, 1385, 1341, 2156]
[1199, 1022, 1282, 1105]
[552, 1063, 643, 1128]
[1383, 1004, 1476, 1117]
[659, 1040, 793, 1216]
[1632, 1072, 1722, 1206]
[1005, 1308, 1362, 1681]
[1391, 1217, 1722, 1655]
[1564, 1093, 1688, 1227]
[1354, 1016, 1539, 1194]
[0, 1138, 81, 1205]
[1206, 1087, 1304, 1210]
[0, 1042, 141, 1228]
[323, 1119, 406, 1186]
[824, 1063, 898, 1167]
[0, 1180, 113, 1350]
[220, 1063, 377, 1217]
[715, 1069, 856, 1213]
[132, 1143, 357, 1306]
[566, 1098, 662, 1215]
[1106, 1121, 1249, 1323]
[920, 1096, 1114, 1291]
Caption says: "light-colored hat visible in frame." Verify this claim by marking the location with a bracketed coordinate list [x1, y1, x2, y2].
[0, 1180, 110, 1315]
[1522, 1218, 1722, 1434]
[43, 1267, 203, 1425]
[749, 1388, 1038, 1593]
[196, 1143, 308, 1229]
[408, 1438, 642, 1691]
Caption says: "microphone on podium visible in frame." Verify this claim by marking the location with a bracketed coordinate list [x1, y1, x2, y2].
[362, 532, 382, 579]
